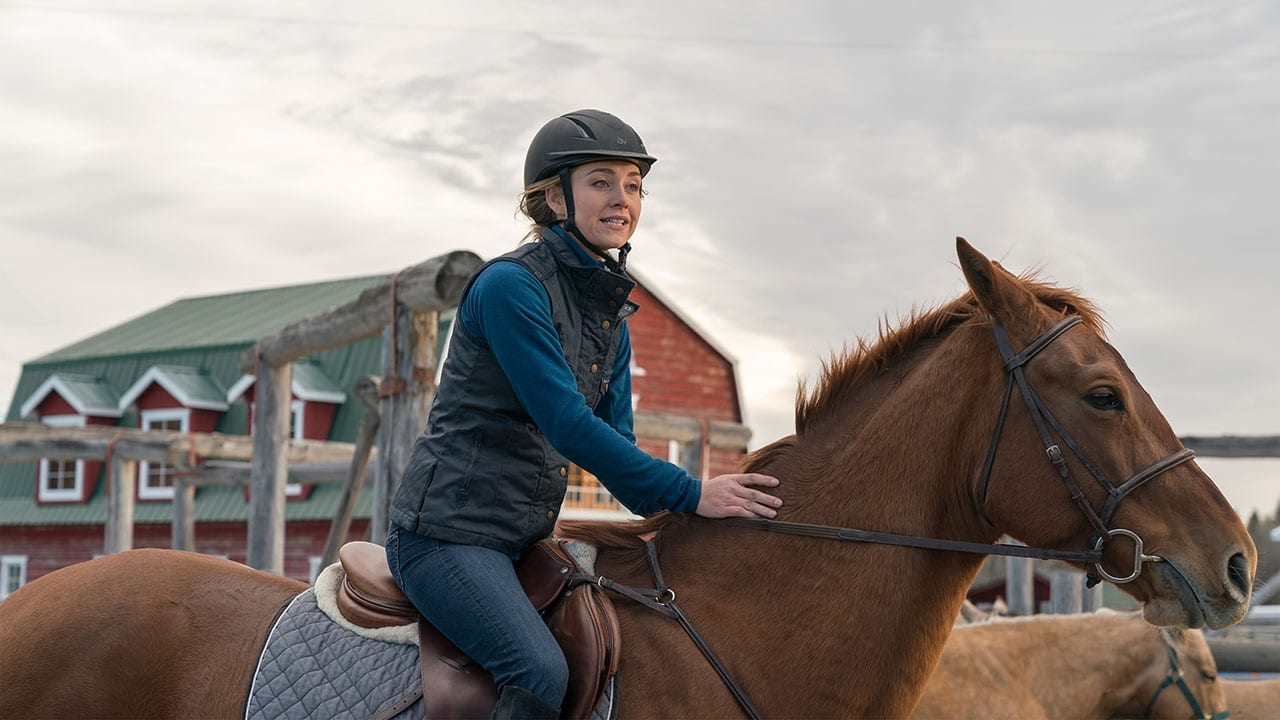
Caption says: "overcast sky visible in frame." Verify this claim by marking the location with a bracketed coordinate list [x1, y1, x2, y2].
[1, 1, 1275, 515]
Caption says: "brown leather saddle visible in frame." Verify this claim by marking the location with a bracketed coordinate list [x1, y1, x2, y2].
[336, 539, 621, 720]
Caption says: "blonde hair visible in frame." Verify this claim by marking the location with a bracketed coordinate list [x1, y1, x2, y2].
[517, 176, 563, 243]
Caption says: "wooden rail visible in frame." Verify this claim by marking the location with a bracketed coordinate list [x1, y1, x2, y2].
[1179, 435, 1280, 458]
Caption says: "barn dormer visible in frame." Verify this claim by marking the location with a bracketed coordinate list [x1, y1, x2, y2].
[18, 374, 121, 504]
[117, 365, 228, 501]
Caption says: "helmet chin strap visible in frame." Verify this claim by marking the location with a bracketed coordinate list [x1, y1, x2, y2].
[558, 168, 630, 273]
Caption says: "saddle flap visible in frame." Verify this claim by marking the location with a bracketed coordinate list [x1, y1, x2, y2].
[419, 622, 497, 720]
[515, 538, 574, 612]
[549, 583, 622, 720]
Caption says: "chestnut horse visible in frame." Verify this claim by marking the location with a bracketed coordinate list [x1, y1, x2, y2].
[913, 611, 1228, 719]
[0, 240, 1257, 719]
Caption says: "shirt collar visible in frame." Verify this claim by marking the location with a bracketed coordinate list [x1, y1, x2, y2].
[550, 224, 605, 267]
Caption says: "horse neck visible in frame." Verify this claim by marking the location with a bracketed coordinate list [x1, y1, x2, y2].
[636, 518, 985, 718]
[649, 327, 1007, 716]
[781, 324, 1002, 543]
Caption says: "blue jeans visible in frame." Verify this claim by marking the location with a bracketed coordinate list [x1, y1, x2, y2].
[385, 524, 568, 711]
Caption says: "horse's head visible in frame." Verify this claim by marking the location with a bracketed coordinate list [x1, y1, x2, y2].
[957, 238, 1255, 629]
[1115, 626, 1229, 720]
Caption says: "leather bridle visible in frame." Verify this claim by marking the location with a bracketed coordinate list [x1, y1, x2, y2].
[727, 314, 1195, 586]
[978, 315, 1195, 584]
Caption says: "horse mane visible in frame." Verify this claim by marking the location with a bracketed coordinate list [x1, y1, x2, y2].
[558, 271, 1105, 556]
[793, 271, 1106, 436]
[557, 514, 694, 573]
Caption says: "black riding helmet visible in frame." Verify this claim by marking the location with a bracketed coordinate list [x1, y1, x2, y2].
[524, 109, 657, 187]
[524, 110, 657, 271]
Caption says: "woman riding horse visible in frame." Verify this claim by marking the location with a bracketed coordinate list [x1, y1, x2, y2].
[384, 109, 783, 719]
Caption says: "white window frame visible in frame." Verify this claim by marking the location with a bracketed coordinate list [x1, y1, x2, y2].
[139, 408, 189, 500]
[1, 555, 28, 599]
[38, 414, 87, 502]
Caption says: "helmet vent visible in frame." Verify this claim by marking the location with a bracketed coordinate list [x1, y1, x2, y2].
[565, 116, 597, 141]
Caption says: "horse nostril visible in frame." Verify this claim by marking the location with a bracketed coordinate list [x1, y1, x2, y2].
[1227, 553, 1251, 598]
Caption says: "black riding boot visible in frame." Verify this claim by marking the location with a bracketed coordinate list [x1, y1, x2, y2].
[491, 685, 559, 720]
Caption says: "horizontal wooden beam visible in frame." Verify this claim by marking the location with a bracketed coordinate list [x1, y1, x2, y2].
[1180, 435, 1280, 458]
[239, 250, 482, 372]
[197, 459, 372, 486]
[2, 412, 756, 463]
[0, 422, 357, 465]
[1207, 636, 1280, 673]
[633, 411, 752, 449]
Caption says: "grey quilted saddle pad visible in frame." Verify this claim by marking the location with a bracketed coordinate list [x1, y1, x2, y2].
[245, 588, 423, 720]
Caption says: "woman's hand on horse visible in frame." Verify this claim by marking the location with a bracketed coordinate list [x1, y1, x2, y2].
[696, 473, 783, 519]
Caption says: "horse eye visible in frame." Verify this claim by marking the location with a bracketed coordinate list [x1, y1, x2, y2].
[1201, 670, 1217, 681]
[1086, 390, 1123, 411]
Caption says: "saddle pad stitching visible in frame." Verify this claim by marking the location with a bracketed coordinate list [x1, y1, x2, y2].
[245, 588, 423, 720]
[244, 592, 306, 720]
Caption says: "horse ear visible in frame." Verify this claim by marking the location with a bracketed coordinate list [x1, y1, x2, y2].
[956, 237, 1033, 328]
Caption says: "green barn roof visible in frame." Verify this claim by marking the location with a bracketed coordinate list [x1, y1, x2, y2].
[32, 275, 390, 364]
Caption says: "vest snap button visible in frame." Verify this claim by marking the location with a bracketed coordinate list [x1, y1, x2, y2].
[559, 466, 567, 477]
[614, 287, 625, 296]
[546, 510, 555, 520]
[601, 320, 611, 329]
[590, 363, 599, 374]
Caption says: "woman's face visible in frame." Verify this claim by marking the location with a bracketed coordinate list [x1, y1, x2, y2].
[546, 159, 643, 252]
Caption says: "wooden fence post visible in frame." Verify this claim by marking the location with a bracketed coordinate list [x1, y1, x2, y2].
[1006, 551, 1034, 616]
[372, 308, 437, 545]
[247, 361, 292, 574]
[1050, 570, 1083, 614]
[322, 376, 381, 567]
[172, 478, 196, 551]
[104, 456, 136, 554]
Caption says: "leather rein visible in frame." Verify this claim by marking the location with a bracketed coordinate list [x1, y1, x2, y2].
[590, 315, 1196, 720]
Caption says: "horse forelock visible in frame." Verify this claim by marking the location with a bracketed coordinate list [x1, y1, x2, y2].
[794, 272, 1107, 436]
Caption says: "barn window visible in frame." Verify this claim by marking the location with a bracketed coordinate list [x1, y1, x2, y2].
[37, 414, 86, 502]
[139, 408, 188, 500]
[1, 555, 27, 599]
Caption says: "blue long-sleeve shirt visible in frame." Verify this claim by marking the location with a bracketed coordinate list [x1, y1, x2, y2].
[456, 231, 701, 516]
